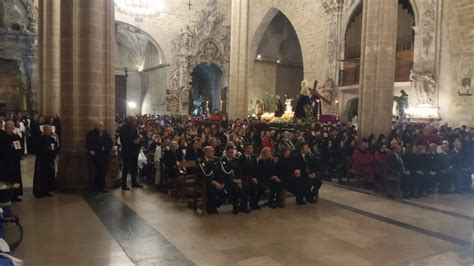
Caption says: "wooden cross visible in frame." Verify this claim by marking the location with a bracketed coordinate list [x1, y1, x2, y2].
[187, 0, 192, 10]
[312, 80, 331, 105]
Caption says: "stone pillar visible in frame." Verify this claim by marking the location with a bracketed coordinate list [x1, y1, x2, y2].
[38, 0, 60, 116]
[56, 0, 117, 190]
[358, 0, 398, 136]
[228, 0, 249, 119]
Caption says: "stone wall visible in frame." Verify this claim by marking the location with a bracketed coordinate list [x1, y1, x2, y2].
[115, 0, 232, 114]
[248, 61, 277, 113]
[440, 0, 474, 126]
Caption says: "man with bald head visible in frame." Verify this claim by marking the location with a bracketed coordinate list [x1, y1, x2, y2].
[86, 120, 113, 193]
[0, 121, 24, 201]
[197, 146, 226, 214]
[119, 115, 143, 190]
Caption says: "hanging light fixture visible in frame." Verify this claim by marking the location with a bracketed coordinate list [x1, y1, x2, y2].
[115, 0, 165, 18]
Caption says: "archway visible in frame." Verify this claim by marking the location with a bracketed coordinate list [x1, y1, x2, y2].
[340, 0, 415, 86]
[252, 10, 304, 112]
[115, 21, 165, 115]
[190, 63, 224, 116]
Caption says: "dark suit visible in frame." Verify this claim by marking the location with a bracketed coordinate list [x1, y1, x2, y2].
[258, 159, 283, 207]
[163, 149, 183, 178]
[238, 154, 258, 210]
[451, 149, 472, 192]
[438, 151, 454, 193]
[86, 129, 113, 191]
[292, 154, 322, 203]
[119, 123, 141, 187]
[388, 152, 411, 197]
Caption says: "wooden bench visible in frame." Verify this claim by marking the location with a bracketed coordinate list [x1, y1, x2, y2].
[344, 156, 361, 182]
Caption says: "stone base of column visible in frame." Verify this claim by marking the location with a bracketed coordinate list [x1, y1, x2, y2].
[56, 151, 120, 192]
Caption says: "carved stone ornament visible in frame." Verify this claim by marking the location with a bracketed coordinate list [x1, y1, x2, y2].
[322, 0, 343, 83]
[410, 70, 436, 106]
[0, 0, 38, 111]
[166, 0, 230, 114]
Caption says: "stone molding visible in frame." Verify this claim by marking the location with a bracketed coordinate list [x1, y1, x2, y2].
[167, 0, 230, 114]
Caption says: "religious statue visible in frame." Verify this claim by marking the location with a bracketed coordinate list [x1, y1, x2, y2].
[393, 90, 409, 119]
[255, 99, 265, 119]
[410, 70, 436, 105]
[317, 78, 337, 112]
[274, 95, 284, 117]
[295, 80, 313, 120]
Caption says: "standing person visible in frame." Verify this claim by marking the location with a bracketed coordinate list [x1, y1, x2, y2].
[292, 143, 322, 204]
[29, 113, 41, 154]
[119, 116, 143, 190]
[0, 121, 24, 202]
[86, 121, 114, 193]
[33, 124, 59, 198]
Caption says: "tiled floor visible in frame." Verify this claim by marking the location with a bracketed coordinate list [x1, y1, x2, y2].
[8, 158, 474, 265]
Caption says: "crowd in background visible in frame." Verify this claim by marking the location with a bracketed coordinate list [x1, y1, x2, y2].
[1, 111, 473, 210]
[115, 114, 473, 213]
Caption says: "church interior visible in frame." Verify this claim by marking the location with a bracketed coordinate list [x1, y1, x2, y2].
[1, 0, 474, 265]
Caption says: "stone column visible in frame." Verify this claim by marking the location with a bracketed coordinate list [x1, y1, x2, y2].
[358, 0, 398, 136]
[228, 0, 249, 119]
[38, 0, 61, 116]
[56, 0, 117, 190]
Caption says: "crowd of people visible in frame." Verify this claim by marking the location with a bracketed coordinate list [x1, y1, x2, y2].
[0, 112, 61, 201]
[1, 112, 473, 214]
[115, 114, 473, 214]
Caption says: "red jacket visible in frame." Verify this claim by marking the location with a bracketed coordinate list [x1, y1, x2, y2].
[352, 149, 375, 183]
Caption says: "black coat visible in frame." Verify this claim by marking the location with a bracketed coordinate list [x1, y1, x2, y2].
[163, 149, 183, 177]
[258, 159, 276, 185]
[119, 123, 140, 156]
[238, 154, 258, 182]
[86, 129, 113, 163]
[387, 153, 406, 175]
[275, 156, 294, 182]
[292, 154, 318, 179]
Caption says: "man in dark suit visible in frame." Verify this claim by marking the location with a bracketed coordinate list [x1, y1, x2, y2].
[387, 144, 411, 198]
[238, 143, 259, 211]
[162, 140, 183, 178]
[292, 143, 322, 205]
[451, 140, 472, 193]
[438, 140, 454, 193]
[86, 121, 113, 193]
[119, 116, 143, 190]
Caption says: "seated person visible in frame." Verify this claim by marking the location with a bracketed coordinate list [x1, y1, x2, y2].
[219, 144, 248, 214]
[292, 143, 322, 205]
[163, 141, 183, 178]
[239, 143, 260, 210]
[196, 146, 226, 214]
[258, 147, 283, 208]
[352, 138, 376, 186]
[387, 144, 411, 198]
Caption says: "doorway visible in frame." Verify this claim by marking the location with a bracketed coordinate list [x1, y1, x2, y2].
[190, 63, 224, 116]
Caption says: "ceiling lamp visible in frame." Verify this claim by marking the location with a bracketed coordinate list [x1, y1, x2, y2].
[115, 0, 164, 18]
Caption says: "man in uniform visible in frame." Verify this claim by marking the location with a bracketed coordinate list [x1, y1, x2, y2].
[197, 146, 226, 214]
[119, 116, 143, 190]
[0, 121, 24, 201]
[292, 143, 322, 204]
[220, 144, 248, 215]
[426, 142, 440, 193]
[86, 121, 114, 193]
[239, 143, 260, 210]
